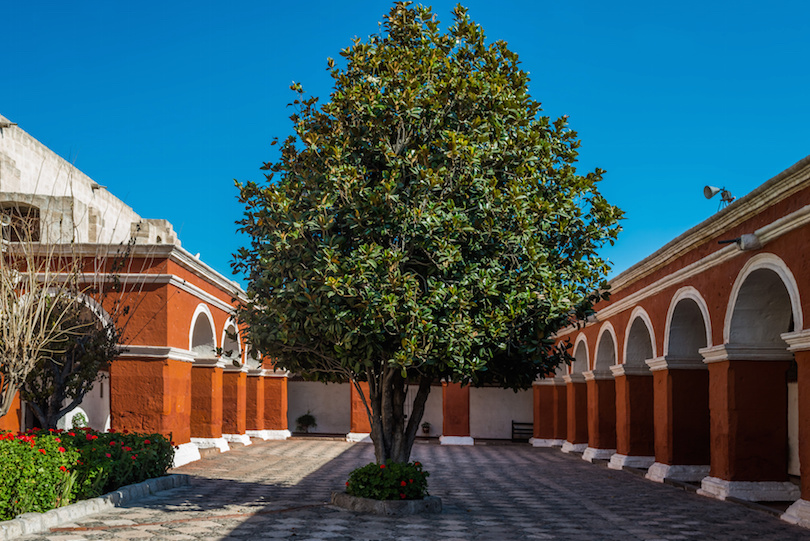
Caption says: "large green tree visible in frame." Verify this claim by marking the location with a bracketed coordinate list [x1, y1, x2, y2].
[234, 2, 622, 463]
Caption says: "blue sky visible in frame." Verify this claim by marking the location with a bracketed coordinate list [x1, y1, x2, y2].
[4, 1, 810, 285]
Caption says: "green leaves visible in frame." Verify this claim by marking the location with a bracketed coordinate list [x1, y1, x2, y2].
[234, 2, 622, 389]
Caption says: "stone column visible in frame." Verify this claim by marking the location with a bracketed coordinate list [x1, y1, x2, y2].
[551, 377, 568, 446]
[261, 370, 291, 440]
[111, 347, 200, 467]
[222, 364, 250, 446]
[441, 382, 473, 445]
[190, 357, 229, 453]
[582, 370, 616, 462]
[245, 369, 265, 438]
[698, 345, 798, 502]
[347, 381, 372, 442]
[530, 379, 557, 446]
[645, 356, 710, 483]
[562, 373, 588, 453]
[609, 363, 654, 470]
[782, 331, 810, 527]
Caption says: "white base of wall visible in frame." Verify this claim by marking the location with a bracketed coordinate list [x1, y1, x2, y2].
[246, 429, 291, 440]
[782, 498, 810, 528]
[608, 453, 655, 470]
[439, 436, 474, 446]
[190, 437, 230, 453]
[530, 438, 565, 448]
[561, 442, 587, 454]
[645, 462, 709, 483]
[172, 442, 202, 468]
[698, 476, 801, 502]
[223, 434, 252, 446]
[582, 447, 616, 463]
[346, 432, 372, 443]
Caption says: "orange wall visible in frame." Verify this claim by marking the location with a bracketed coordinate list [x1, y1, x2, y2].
[190, 366, 224, 438]
[246, 375, 265, 431]
[222, 371, 247, 434]
[0, 392, 20, 432]
[264, 377, 288, 430]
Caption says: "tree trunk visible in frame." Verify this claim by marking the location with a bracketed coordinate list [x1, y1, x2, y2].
[357, 369, 433, 464]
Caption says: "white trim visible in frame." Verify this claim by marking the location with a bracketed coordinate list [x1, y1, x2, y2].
[583, 370, 613, 381]
[561, 442, 587, 453]
[699, 344, 794, 364]
[220, 318, 243, 365]
[118, 345, 196, 363]
[645, 462, 709, 483]
[610, 363, 652, 377]
[172, 442, 202, 468]
[247, 368, 269, 377]
[189, 303, 217, 353]
[223, 434, 252, 446]
[646, 355, 707, 372]
[531, 438, 565, 447]
[723, 253, 803, 345]
[223, 364, 250, 374]
[534, 378, 558, 386]
[246, 429, 291, 440]
[782, 498, 810, 528]
[698, 476, 801, 502]
[782, 329, 810, 352]
[346, 432, 373, 443]
[623, 307, 657, 366]
[583, 447, 616, 462]
[563, 374, 586, 384]
[190, 437, 230, 453]
[570, 333, 590, 375]
[664, 287, 713, 356]
[439, 435, 474, 446]
[192, 357, 226, 369]
[594, 322, 618, 370]
[607, 454, 655, 470]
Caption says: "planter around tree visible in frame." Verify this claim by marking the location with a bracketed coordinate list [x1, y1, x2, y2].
[331, 491, 442, 516]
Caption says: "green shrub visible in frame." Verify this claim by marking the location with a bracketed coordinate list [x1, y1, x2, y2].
[0, 431, 79, 520]
[0, 428, 174, 520]
[345, 461, 429, 500]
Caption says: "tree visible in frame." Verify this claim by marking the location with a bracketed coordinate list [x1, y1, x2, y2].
[234, 2, 622, 464]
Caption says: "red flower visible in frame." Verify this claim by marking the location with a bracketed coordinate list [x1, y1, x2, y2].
[59, 466, 67, 472]
[109, 429, 116, 433]
[144, 439, 151, 445]
[414, 462, 420, 466]
[123, 429, 129, 434]
[400, 481, 407, 486]
[131, 455, 137, 460]
[105, 453, 111, 458]
[409, 479, 413, 483]
[38, 448, 46, 454]
[110, 441, 116, 446]
[54, 437, 61, 443]
[345, 481, 349, 486]
[400, 493, 406, 499]
[91, 435, 98, 440]
[68, 432, 75, 437]
[380, 464, 386, 469]
[58, 447, 65, 453]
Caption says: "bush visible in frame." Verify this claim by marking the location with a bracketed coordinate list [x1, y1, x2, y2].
[345, 461, 429, 500]
[0, 428, 174, 520]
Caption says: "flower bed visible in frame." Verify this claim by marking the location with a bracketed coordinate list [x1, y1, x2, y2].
[0, 428, 173, 520]
[345, 461, 429, 501]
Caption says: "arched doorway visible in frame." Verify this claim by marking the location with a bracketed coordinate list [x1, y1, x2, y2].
[583, 325, 617, 462]
[562, 336, 589, 453]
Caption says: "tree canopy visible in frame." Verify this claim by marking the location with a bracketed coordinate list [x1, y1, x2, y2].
[234, 2, 622, 462]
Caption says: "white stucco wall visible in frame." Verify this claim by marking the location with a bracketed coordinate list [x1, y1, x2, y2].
[287, 381, 351, 434]
[405, 384, 442, 437]
[469, 387, 533, 440]
[57, 373, 111, 432]
[0, 114, 178, 245]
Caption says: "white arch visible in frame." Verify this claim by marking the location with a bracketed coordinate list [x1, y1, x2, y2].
[593, 322, 618, 371]
[723, 253, 803, 345]
[220, 318, 242, 364]
[570, 333, 589, 375]
[664, 286, 712, 357]
[189, 303, 216, 356]
[622, 306, 656, 366]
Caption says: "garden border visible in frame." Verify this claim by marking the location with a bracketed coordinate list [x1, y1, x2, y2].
[331, 491, 442, 516]
[0, 474, 189, 540]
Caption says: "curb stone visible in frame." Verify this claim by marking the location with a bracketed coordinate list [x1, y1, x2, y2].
[331, 491, 442, 516]
[0, 474, 189, 540]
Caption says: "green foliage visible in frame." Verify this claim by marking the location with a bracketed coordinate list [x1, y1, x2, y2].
[295, 411, 317, 432]
[0, 428, 173, 521]
[346, 461, 429, 500]
[234, 2, 622, 462]
[0, 431, 78, 520]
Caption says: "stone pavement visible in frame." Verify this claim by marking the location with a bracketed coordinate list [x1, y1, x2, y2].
[17, 438, 810, 540]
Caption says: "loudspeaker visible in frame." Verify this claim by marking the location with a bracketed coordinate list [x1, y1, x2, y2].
[704, 185, 721, 199]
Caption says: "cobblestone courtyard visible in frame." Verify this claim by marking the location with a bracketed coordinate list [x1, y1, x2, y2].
[19, 438, 810, 540]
